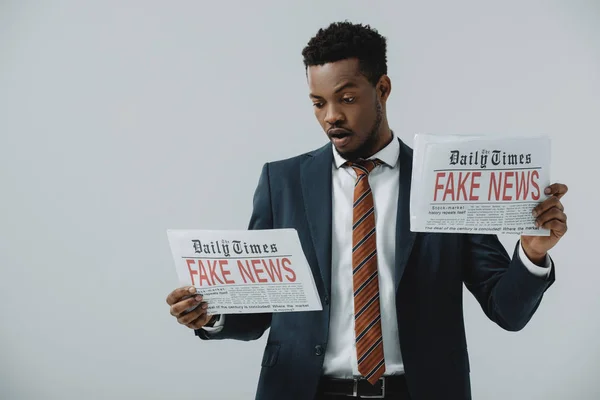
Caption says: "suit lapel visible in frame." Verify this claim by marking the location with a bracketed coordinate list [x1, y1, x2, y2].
[301, 144, 333, 298]
[395, 139, 417, 290]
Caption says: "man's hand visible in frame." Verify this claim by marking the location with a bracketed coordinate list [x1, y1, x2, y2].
[166, 286, 213, 330]
[521, 183, 569, 264]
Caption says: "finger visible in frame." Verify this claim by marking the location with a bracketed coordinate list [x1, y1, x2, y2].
[187, 313, 212, 330]
[533, 197, 563, 217]
[170, 295, 204, 317]
[178, 302, 209, 325]
[535, 208, 567, 227]
[166, 286, 197, 306]
[544, 183, 568, 199]
[540, 219, 568, 236]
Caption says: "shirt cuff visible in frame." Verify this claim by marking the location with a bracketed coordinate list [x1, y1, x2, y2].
[201, 315, 225, 333]
[518, 240, 552, 278]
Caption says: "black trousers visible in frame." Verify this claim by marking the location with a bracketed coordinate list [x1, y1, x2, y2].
[316, 395, 409, 400]
[314, 376, 412, 400]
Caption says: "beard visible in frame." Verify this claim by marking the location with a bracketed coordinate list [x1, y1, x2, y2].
[337, 100, 383, 162]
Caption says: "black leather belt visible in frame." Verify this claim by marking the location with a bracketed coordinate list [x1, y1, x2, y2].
[318, 375, 409, 399]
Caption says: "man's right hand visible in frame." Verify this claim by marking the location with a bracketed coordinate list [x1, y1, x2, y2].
[166, 286, 212, 330]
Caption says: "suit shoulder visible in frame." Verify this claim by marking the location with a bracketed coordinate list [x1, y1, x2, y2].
[265, 142, 331, 171]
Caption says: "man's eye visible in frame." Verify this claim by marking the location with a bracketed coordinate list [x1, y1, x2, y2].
[313, 103, 324, 108]
[343, 97, 355, 104]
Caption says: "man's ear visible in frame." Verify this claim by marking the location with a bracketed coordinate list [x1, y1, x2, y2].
[377, 75, 392, 101]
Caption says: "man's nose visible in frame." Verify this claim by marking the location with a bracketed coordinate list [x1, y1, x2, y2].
[324, 104, 344, 126]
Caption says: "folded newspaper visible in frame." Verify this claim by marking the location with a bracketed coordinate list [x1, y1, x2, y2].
[410, 134, 551, 236]
[167, 229, 323, 315]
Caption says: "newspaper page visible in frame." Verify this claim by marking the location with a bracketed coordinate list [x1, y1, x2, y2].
[167, 228, 323, 315]
[410, 134, 551, 236]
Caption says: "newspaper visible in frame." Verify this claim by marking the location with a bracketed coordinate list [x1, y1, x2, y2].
[410, 134, 551, 236]
[167, 228, 323, 315]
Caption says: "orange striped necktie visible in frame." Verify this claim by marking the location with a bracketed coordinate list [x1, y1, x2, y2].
[345, 158, 386, 385]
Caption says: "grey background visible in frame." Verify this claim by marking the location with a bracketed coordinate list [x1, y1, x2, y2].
[1, 1, 599, 399]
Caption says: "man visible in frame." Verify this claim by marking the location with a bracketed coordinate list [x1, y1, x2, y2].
[166, 22, 568, 399]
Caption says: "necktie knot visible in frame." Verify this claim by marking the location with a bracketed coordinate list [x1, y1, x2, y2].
[345, 158, 383, 177]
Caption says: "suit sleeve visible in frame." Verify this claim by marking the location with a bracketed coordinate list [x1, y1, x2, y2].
[195, 163, 274, 341]
[462, 234, 555, 332]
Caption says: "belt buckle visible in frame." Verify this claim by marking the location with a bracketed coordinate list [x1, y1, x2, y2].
[359, 377, 386, 398]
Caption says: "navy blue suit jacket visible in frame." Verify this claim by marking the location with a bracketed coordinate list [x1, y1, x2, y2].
[196, 138, 555, 400]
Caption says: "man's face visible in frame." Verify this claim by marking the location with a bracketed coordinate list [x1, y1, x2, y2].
[307, 58, 383, 161]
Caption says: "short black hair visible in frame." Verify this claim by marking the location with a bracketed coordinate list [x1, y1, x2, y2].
[302, 21, 388, 86]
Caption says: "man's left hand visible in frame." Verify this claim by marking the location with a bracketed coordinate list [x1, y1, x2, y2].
[521, 183, 568, 265]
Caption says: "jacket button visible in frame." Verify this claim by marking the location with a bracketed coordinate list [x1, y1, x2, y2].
[314, 345, 324, 356]
[324, 296, 329, 305]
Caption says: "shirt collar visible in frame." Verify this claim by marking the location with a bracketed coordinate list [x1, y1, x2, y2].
[332, 131, 400, 169]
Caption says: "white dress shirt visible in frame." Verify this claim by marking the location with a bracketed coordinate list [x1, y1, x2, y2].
[204, 133, 552, 378]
